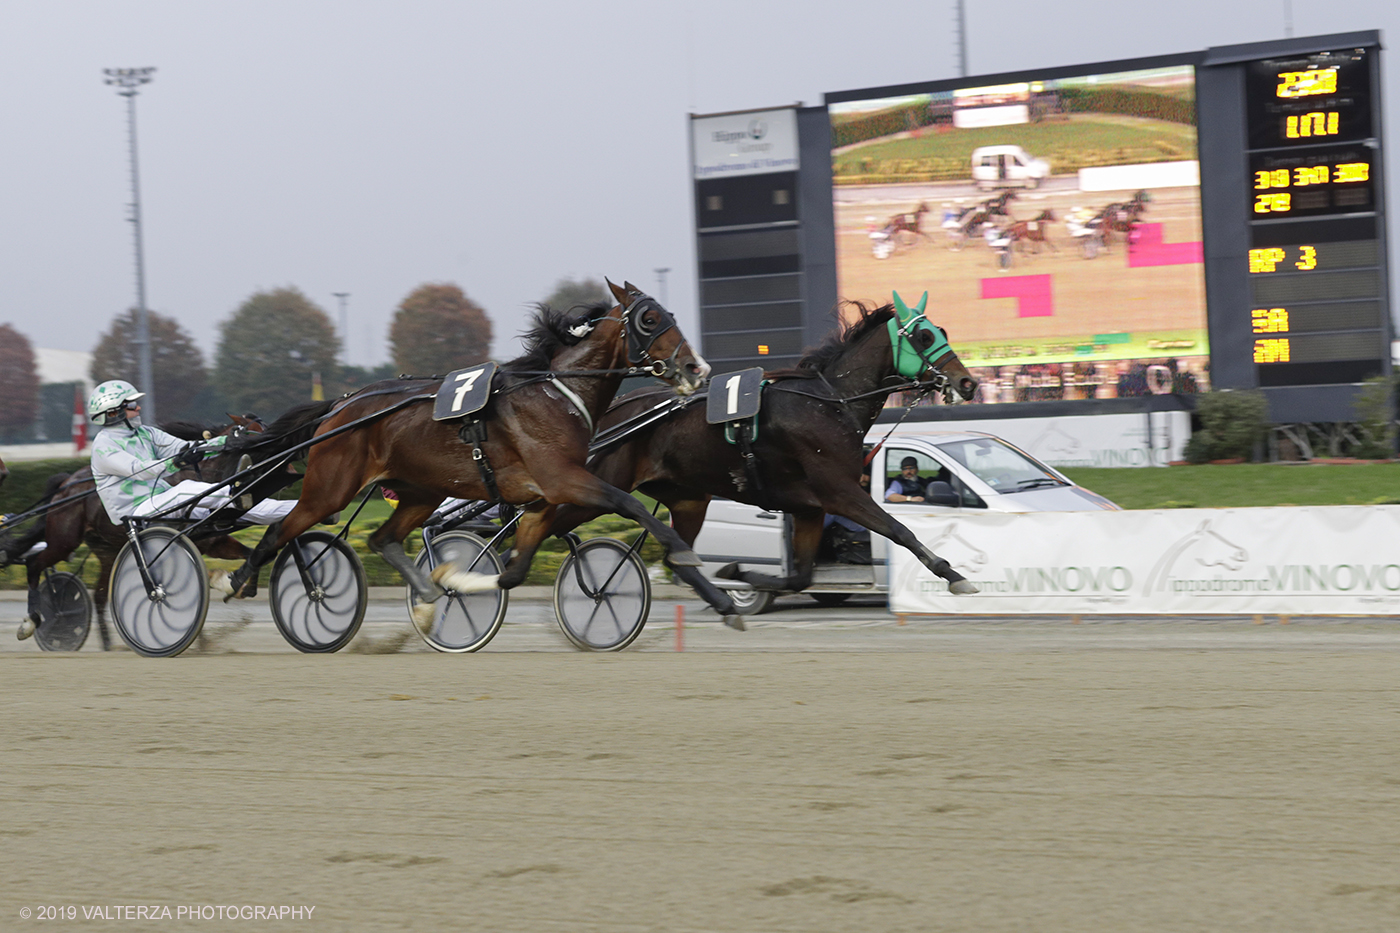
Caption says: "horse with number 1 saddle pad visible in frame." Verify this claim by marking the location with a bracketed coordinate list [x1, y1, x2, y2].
[222, 280, 740, 627]
[546, 292, 982, 609]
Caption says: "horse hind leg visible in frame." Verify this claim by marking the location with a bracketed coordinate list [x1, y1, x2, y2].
[366, 496, 448, 628]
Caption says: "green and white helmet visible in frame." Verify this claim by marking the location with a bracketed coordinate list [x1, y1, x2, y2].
[87, 380, 145, 423]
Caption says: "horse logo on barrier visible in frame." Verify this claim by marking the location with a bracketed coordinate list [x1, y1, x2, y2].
[1141, 518, 1249, 595]
[922, 521, 990, 576]
[1029, 423, 1081, 460]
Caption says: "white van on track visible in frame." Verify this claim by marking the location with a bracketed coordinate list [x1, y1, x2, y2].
[971, 145, 1051, 189]
[691, 429, 1118, 613]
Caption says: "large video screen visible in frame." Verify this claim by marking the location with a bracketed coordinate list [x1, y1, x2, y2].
[829, 64, 1209, 404]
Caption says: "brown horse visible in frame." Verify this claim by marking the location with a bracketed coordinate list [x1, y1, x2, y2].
[886, 202, 931, 244]
[18, 415, 265, 649]
[546, 298, 981, 607]
[1005, 208, 1057, 254]
[225, 280, 734, 624]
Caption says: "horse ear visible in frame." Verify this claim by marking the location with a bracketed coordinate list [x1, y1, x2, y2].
[622, 280, 641, 296]
[891, 291, 912, 322]
[915, 292, 928, 316]
[605, 278, 629, 305]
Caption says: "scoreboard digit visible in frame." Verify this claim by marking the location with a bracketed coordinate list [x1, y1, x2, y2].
[1243, 44, 1387, 388]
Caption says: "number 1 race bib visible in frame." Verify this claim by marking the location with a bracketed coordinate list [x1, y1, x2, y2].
[432, 362, 497, 421]
[706, 368, 764, 424]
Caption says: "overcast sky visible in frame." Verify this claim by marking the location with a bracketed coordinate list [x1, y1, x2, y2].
[1, 1, 1395, 368]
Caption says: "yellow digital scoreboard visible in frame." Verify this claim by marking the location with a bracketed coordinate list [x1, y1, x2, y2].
[1244, 47, 1386, 387]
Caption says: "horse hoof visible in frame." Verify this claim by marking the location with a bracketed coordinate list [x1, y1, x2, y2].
[208, 570, 233, 599]
[668, 549, 703, 568]
[430, 562, 500, 594]
[715, 561, 741, 580]
[722, 614, 746, 632]
[226, 575, 257, 602]
[949, 580, 979, 595]
[410, 601, 436, 634]
[16, 617, 35, 641]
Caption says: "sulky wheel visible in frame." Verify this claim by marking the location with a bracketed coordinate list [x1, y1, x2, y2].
[409, 530, 507, 652]
[269, 531, 367, 653]
[33, 571, 93, 652]
[553, 537, 651, 651]
[110, 527, 209, 658]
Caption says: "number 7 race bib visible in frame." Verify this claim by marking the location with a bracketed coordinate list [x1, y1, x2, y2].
[706, 367, 764, 424]
[432, 362, 498, 421]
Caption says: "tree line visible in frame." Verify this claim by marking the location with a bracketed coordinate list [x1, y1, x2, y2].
[0, 277, 606, 441]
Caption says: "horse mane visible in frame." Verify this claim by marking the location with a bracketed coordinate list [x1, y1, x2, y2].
[503, 301, 613, 373]
[763, 302, 895, 381]
[232, 399, 336, 456]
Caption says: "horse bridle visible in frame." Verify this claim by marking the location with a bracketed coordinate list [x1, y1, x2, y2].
[889, 314, 958, 405]
[617, 293, 686, 381]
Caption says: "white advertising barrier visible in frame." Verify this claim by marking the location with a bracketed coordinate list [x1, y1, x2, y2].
[1077, 160, 1200, 192]
[891, 507, 1400, 616]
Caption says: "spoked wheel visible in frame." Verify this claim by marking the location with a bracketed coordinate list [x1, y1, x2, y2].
[111, 527, 209, 658]
[553, 538, 651, 651]
[269, 531, 367, 653]
[34, 571, 93, 652]
[409, 531, 507, 652]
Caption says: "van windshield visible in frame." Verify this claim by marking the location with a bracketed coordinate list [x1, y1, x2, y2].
[934, 438, 1065, 493]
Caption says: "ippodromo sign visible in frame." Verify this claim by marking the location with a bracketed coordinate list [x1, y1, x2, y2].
[892, 506, 1400, 615]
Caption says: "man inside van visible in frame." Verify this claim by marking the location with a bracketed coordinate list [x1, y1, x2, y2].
[885, 456, 928, 503]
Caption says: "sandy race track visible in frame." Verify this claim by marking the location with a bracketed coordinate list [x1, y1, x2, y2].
[6, 609, 1400, 932]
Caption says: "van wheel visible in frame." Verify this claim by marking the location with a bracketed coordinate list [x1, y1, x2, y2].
[727, 585, 774, 615]
[810, 593, 852, 608]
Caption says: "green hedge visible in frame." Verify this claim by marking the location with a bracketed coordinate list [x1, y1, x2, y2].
[1059, 86, 1195, 125]
[0, 458, 89, 516]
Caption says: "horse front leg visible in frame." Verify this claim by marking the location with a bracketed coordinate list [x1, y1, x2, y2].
[541, 470, 746, 619]
[821, 490, 978, 595]
[715, 512, 825, 594]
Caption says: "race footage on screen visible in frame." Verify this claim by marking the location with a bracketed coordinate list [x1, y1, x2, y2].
[830, 64, 1209, 404]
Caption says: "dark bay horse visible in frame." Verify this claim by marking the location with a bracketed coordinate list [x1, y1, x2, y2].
[1095, 189, 1151, 247]
[546, 294, 981, 607]
[226, 280, 734, 625]
[13, 415, 265, 648]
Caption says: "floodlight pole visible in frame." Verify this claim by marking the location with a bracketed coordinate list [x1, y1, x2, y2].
[654, 268, 671, 307]
[333, 292, 351, 364]
[104, 67, 157, 423]
[1283, 0, 1293, 38]
[954, 0, 968, 77]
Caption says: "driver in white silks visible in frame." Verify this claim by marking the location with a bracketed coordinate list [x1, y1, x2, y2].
[85, 379, 296, 527]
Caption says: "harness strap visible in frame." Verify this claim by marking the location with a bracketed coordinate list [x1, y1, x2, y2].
[548, 378, 594, 434]
[459, 419, 503, 505]
[733, 420, 769, 509]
